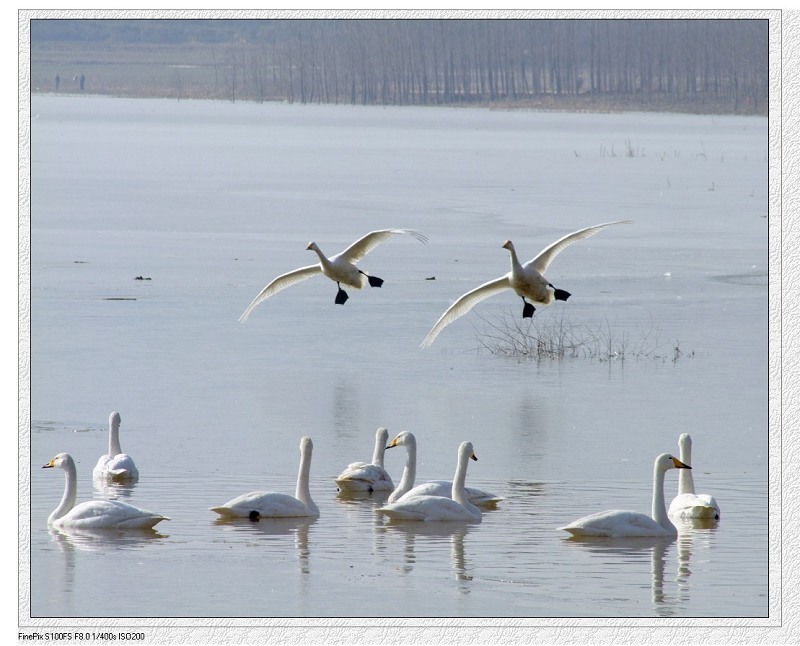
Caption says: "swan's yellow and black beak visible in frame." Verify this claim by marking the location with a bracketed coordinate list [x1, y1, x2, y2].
[471, 452, 478, 462]
[42, 458, 56, 469]
[386, 436, 401, 450]
[671, 457, 691, 469]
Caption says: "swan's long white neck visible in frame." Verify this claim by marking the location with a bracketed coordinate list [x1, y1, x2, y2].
[677, 435, 696, 495]
[295, 441, 319, 515]
[651, 461, 677, 533]
[309, 244, 333, 270]
[388, 437, 417, 502]
[505, 242, 524, 274]
[372, 429, 388, 468]
[451, 444, 481, 517]
[49, 456, 77, 524]
[451, 447, 470, 505]
[107, 414, 123, 457]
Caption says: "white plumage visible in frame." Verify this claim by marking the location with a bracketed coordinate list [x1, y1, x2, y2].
[43, 453, 167, 529]
[92, 411, 139, 482]
[383, 431, 500, 506]
[668, 433, 720, 519]
[210, 437, 319, 520]
[239, 228, 428, 320]
[421, 220, 631, 347]
[378, 441, 482, 522]
[559, 453, 691, 538]
[336, 427, 394, 493]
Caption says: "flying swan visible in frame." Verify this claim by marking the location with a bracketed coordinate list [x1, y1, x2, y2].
[93, 411, 139, 482]
[668, 433, 720, 519]
[378, 441, 482, 522]
[558, 453, 691, 538]
[43, 453, 168, 529]
[210, 436, 319, 520]
[239, 228, 428, 320]
[383, 431, 500, 506]
[421, 220, 631, 347]
[335, 427, 395, 493]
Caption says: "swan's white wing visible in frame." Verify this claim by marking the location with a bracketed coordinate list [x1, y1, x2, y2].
[559, 509, 665, 538]
[210, 491, 312, 518]
[93, 455, 112, 478]
[420, 276, 511, 348]
[669, 493, 721, 519]
[530, 220, 632, 274]
[239, 264, 322, 322]
[337, 228, 428, 263]
[59, 500, 168, 530]
[336, 464, 394, 492]
[378, 495, 481, 522]
[93, 453, 139, 481]
[399, 480, 501, 506]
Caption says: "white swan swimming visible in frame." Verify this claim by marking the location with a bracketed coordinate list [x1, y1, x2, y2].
[668, 433, 720, 519]
[43, 453, 168, 529]
[92, 411, 139, 481]
[559, 453, 691, 538]
[210, 436, 319, 520]
[378, 441, 482, 522]
[383, 431, 500, 506]
[335, 427, 395, 493]
[239, 228, 428, 320]
[421, 220, 631, 347]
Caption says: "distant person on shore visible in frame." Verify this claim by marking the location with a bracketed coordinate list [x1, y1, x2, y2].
[55, 73, 60, 91]
[79, 73, 85, 91]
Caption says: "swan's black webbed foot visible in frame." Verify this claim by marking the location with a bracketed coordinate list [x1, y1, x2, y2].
[550, 285, 571, 302]
[248, 510, 260, 522]
[367, 275, 384, 288]
[335, 285, 349, 305]
[522, 302, 535, 319]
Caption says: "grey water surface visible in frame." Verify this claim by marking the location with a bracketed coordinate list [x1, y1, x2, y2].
[27, 95, 768, 618]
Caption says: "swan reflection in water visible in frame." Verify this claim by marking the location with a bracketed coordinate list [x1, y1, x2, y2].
[42, 525, 168, 612]
[212, 516, 316, 576]
[92, 477, 138, 501]
[562, 516, 719, 617]
[49, 525, 168, 553]
[376, 520, 473, 585]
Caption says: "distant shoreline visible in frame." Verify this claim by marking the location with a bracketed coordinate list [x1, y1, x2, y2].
[29, 89, 766, 118]
[28, 23, 768, 117]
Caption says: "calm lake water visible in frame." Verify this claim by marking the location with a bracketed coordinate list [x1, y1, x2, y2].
[24, 96, 771, 635]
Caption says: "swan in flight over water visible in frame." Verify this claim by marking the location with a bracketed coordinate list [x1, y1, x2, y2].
[43, 453, 168, 529]
[668, 433, 720, 519]
[93, 411, 139, 482]
[558, 453, 691, 538]
[239, 228, 428, 320]
[421, 220, 631, 347]
[336, 427, 395, 493]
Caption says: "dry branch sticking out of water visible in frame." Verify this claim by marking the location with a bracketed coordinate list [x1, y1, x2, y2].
[471, 309, 690, 363]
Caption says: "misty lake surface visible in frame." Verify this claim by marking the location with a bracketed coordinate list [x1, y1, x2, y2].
[26, 95, 769, 621]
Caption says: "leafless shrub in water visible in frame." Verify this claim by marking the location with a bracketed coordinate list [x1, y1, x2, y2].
[471, 309, 689, 363]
